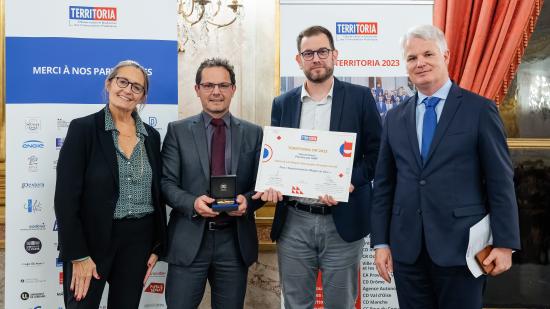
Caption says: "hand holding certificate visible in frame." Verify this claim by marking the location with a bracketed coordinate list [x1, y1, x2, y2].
[255, 126, 356, 202]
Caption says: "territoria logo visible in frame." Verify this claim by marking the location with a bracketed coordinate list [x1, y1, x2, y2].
[335, 22, 378, 41]
[69, 6, 117, 21]
[336, 22, 378, 35]
[300, 135, 318, 142]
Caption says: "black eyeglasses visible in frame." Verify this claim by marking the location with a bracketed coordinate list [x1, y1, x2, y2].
[198, 82, 234, 92]
[300, 48, 332, 61]
[114, 77, 145, 94]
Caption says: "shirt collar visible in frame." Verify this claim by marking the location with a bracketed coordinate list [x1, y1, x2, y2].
[417, 78, 452, 106]
[104, 105, 148, 136]
[300, 78, 334, 102]
[202, 111, 231, 128]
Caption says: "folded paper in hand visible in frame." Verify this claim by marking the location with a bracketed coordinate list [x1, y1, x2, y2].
[466, 214, 493, 278]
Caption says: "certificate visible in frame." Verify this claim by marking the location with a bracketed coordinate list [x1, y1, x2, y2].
[255, 126, 356, 202]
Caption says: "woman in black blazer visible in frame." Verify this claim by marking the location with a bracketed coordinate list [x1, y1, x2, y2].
[54, 60, 167, 309]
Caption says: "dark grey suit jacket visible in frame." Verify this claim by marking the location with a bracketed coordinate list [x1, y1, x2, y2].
[161, 113, 263, 267]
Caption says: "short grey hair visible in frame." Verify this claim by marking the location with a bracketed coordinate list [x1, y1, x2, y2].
[400, 25, 448, 58]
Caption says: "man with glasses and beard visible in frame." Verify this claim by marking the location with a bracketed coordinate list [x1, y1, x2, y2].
[161, 58, 264, 309]
[258, 25, 382, 308]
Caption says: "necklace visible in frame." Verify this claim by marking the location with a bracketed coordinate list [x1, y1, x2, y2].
[129, 137, 145, 179]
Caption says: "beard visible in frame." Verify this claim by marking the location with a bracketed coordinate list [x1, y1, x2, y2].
[304, 65, 334, 83]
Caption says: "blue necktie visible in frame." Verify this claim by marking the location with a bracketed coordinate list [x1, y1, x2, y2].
[421, 97, 441, 164]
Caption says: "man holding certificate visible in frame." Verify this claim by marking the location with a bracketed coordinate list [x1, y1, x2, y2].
[256, 25, 382, 308]
[161, 58, 264, 309]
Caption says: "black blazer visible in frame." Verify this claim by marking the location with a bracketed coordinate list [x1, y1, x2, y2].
[270, 78, 382, 242]
[54, 108, 167, 263]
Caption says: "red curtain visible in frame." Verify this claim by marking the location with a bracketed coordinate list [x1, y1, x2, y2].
[433, 0, 544, 104]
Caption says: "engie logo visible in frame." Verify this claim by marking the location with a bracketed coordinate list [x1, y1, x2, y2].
[336, 22, 378, 35]
[22, 140, 45, 149]
[300, 135, 318, 142]
[69, 6, 117, 21]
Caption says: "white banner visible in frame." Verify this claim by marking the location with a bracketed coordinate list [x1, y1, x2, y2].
[279, 1, 433, 308]
[5, 1, 177, 308]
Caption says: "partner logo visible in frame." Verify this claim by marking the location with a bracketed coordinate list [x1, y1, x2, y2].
[25, 118, 41, 133]
[22, 140, 45, 149]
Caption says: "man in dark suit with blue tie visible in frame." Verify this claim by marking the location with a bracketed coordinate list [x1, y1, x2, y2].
[371, 25, 520, 309]
[259, 25, 382, 308]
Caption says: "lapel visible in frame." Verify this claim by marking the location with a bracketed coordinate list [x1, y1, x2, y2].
[423, 83, 462, 166]
[289, 87, 302, 128]
[404, 95, 422, 170]
[143, 126, 157, 181]
[230, 116, 243, 174]
[95, 109, 119, 187]
[191, 115, 210, 180]
[329, 78, 344, 131]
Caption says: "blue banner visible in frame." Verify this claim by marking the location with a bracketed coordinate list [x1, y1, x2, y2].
[6, 37, 177, 104]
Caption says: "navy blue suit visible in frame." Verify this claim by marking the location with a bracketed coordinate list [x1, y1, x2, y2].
[371, 83, 520, 308]
[270, 78, 382, 242]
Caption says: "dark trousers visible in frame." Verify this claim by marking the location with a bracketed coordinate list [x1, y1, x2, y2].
[393, 244, 486, 309]
[63, 215, 154, 309]
[165, 226, 248, 309]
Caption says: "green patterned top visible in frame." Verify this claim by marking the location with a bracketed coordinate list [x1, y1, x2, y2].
[104, 106, 154, 219]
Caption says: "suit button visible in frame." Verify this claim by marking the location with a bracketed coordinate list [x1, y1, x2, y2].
[417, 209, 422, 214]
[419, 180, 426, 185]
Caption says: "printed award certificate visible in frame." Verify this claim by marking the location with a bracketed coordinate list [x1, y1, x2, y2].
[255, 126, 356, 202]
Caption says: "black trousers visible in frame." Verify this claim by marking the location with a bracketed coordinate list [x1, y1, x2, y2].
[63, 214, 154, 309]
